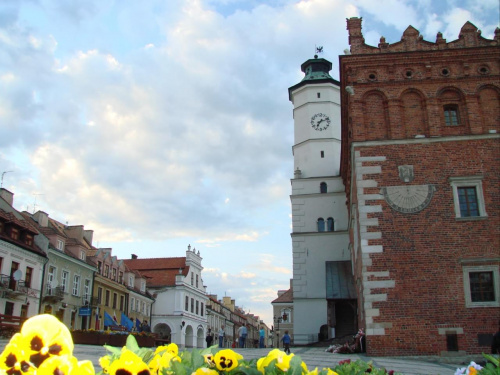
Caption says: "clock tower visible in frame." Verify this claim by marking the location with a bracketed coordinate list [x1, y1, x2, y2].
[288, 56, 354, 345]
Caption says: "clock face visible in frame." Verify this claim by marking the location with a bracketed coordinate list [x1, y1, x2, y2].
[311, 113, 331, 131]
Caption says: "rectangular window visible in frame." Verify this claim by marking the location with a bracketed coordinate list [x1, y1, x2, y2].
[25, 234, 33, 246]
[105, 290, 110, 306]
[25, 267, 33, 288]
[196, 300, 199, 315]
[112, 268, 117, 281]
[463, 266, 499, 308]
[113, 293, 117, 308]
[458, 187, 479, 217]
[196, 275, 199, 288]
[80, 251, 86, 261]
[449, 176, 487, 219]
[11, 228, 19, 240]
[61, 271, 69, 292]
[128, 275, 134, 287]
[47, 266, 56, 296]
[131, 297, 135, 311]
[191, 298, 194, 313]
[185, 296, 189, 311]
[57, 240, 64, 250]
[136, 300, 139, 312]
[142, 302, 145, 314]
[72, 275, 80, 296]
[119, 272, 123, 284]
[444, 105, 459, 126]
[97, 287, 103, 303]
[470, 271, 495, 302]
[120, 295, 125, 311]
[84, 279, 91, 302]
[104, 265, 109, 277]
[201, 303, 204, 317]
[321, 151, 324, 158]
[317, 92, 321, 98]
[97, 261, 102, 274]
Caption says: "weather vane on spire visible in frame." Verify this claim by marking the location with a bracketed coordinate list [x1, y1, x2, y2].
[315, 45, 323, 58]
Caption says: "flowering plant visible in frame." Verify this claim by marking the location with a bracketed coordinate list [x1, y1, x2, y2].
[1, 314, 498, 375]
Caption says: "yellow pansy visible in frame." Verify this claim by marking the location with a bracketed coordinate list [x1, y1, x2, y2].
[36, 355, 95, 375]
[148, 351, 177, 375]
[154, 343, 178, 357]
[0, 334, 35, 374]
[257, 349, 299, 373]
[192, 368, 219, 375]
[19, 314, 73, 368]
[203, 354, 215, 367]
[324, 369, 339, 375]
[100, 355, 111, 373]
[107, 349, 150, 375]
[213, 349, 243, 372]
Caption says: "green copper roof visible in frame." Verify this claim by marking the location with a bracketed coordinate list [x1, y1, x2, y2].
[288, 55, 339, 101]
[300, 56, 334, 81]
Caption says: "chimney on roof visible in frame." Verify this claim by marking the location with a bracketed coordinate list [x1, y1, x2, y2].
[83, 230, 93, 246]
[131, 254, 138, 259]
[0, 188, 14, 206]
[33, 210, 49, 227]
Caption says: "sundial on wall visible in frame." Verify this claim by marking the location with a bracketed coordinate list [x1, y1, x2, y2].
[380, 165, 436, 214]
[381, 185, 436, 214]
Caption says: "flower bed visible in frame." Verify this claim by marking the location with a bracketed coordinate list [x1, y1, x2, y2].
[72, 330, 156, 347]
[0, 314, 498, 375]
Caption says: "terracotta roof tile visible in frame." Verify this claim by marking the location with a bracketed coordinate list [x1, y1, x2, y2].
[123, 257, 189, 287]
[271, 288, 293, 303]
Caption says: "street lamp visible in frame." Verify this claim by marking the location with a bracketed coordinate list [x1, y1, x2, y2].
[274, 315, 282, 348]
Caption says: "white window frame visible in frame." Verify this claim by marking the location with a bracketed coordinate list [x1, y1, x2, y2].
[462, 265, 499, 308]
[449, 176, 487, 219]
[56, 240, 64, 250]
[61, 270, 69, 293]
[128, 275, 134, 287]
[80, 251, 86, 261]
[72, 275, 80, 296]
[84, 279, 91, 302]
[141, 280, 146, 292]
[131, 297, 135, 311]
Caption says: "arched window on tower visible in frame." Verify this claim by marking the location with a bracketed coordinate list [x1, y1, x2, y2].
[327, 217, 334, 232]
[317, 218, 325, 232]
[320, 182, 327, 193]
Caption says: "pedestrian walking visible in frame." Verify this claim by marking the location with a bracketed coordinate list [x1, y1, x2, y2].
[281, 330, 291, 354]
[218, 325, 225, 348]
[259, 326, 265, 348]
[237, 324, 248, 348]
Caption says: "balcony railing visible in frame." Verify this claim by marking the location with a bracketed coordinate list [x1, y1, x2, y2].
[0, 275, 40, 299]
[81, 296, 99, 306]
[42, 285, 64, 302]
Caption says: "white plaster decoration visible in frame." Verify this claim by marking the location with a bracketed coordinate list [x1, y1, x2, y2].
[361, 245, 383, 254]
[360, 232, 382, 240]
[358, 205, 382, 213]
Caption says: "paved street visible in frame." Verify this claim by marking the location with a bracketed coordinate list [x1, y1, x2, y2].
[0, 339, 487, 375]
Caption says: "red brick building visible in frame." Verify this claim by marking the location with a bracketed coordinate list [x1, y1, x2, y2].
[339, 18, 499, 356]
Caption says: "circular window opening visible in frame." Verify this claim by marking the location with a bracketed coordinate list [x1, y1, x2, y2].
[368, 73, 376, 80]
[478, 66, 490, 75]
[441, 68, 450, 76]
[406, 70, 413, 78]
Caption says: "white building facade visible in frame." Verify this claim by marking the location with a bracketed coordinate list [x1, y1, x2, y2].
[288, 57, 355, 345]
[124, 246, 208, 349]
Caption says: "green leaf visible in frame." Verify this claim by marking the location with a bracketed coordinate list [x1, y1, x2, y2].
[103, 344, 122, 356]
[126, 334, 140, 352]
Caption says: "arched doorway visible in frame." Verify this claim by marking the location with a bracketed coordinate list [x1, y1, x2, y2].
[154, 323, 172, 342]
[185, 325, 194, 348]
[196, 326, 204, 348]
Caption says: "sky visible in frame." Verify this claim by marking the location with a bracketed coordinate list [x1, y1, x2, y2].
[0, 0, 498, 326]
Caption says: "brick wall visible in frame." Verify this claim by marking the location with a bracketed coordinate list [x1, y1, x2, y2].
[340, 18, 500, 356]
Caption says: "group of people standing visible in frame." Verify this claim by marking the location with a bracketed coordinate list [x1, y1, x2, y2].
[205, 324, 291, 353]
[205, 325, 226, 348]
